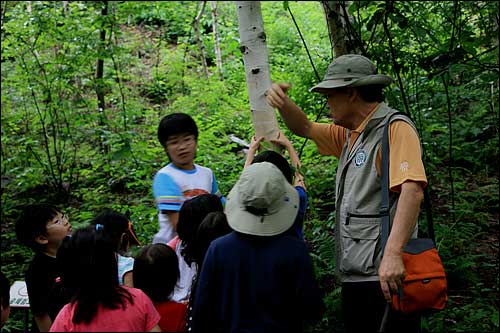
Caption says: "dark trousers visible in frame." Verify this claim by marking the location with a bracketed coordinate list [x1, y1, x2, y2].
[341, 281, 421, 333]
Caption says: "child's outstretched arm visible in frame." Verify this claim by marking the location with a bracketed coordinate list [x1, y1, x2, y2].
[270, 131, 306, 190]
[34, 314, 52, 332]
[244, 136, 264, 168]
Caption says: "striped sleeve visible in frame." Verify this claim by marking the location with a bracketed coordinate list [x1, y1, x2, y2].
[211, 172, 226, 206]
[153, 172, 183, 211]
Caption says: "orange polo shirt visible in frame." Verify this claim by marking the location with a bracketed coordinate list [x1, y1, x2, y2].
[310, 107, 427, 192]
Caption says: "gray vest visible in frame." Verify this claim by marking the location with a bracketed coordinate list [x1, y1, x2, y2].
[334, 103, 418, 283]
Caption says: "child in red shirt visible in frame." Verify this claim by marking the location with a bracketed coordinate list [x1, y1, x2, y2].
[133, 243, 187, 332]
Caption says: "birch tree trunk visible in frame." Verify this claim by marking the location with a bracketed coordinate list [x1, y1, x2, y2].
[210, 1, 223, 80]
[321, 1, 348, 57]
[194, 1, 209, 79]
[236, 1, 279, 141]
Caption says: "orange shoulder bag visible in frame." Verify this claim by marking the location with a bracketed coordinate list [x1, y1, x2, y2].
[380, 113, 448, 314]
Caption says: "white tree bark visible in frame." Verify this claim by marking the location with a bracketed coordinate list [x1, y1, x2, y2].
[194, 1, 209, 79]
[236, 1, 279, 141]
[1, 1, 9, 31]
[210, 1, 223, 80]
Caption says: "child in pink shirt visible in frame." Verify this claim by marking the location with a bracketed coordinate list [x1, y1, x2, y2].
[50, 226, 160, 332]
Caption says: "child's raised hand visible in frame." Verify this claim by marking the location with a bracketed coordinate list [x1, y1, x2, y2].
[249, 136, 265, 153]
[244, 136, 265, 168]
[270, 131, 292, 149]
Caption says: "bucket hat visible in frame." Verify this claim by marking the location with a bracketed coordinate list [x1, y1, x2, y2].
[225, 162, 299, 236]
[310, 54, 393, 93]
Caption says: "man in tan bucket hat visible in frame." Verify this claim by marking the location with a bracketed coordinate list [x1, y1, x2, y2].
[309, 54, 393, 92]
[267, 54, 427, 332]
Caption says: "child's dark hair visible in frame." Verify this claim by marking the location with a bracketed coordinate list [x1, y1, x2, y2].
[133, 244, 179, 303]
[0, 271, 10, 310]
[90, 210, 140, 254]
[15, 204, 61, 252]
[177, 194, 223, 244]
[57, 226, 133, 324]
[158, 113, 199, 147]
[184, 212, 231, 267]
[252, 150, 293, 184]
[184, 211, 231, 330]
[177, 194, 223, 262]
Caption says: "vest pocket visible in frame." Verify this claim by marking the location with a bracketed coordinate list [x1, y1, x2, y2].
[340, 215, 381, 276]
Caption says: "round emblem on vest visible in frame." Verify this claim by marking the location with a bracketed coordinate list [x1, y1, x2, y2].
[354, 149, 367, 167]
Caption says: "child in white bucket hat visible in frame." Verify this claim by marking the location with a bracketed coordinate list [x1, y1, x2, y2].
[225, 161, 299, 236]
[190, 162, 323, 333]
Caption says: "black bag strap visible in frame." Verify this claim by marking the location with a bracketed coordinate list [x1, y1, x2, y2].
[380, 112, 435, 257]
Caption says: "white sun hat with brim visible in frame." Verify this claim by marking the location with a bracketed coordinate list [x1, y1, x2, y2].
[310, 54, 393, 93]
[225, 162, 299, 237]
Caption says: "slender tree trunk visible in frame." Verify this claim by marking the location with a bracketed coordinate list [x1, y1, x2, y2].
[62, 1, 69, 14]
[236, 1, 279, 141]
[95, 1, 109, 154]
[441, 73, 456, 226]
[27, 1, 32, 15]
[210, 1, 223, 80]
[1, 1, 8, 32]
[109, 2, 127, 132]
[194, 1, 209, 79]
[496, 10, 499, 74]
[382, 8, 410, 115]
[321, 1, 348, 57]
[96, 1, 108, 124]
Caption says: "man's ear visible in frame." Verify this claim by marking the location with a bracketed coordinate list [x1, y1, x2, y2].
[35, 234, 49, 245]
[346, 87, 357, 101]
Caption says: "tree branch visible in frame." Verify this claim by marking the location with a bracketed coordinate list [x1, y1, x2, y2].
[287, 4, 321, 82]
[383, 3, 410, 115]
[440, 73, 456, 226]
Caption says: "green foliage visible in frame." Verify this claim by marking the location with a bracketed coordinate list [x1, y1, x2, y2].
[1, 1, 498, 332]
[121, 1, 197, 43]
[424, 297, 500, 332]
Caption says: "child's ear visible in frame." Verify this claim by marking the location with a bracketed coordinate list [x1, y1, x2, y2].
[119, 233, 129, 252]
[35, 235, 49, 245]
[164, 147, 172, 160]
